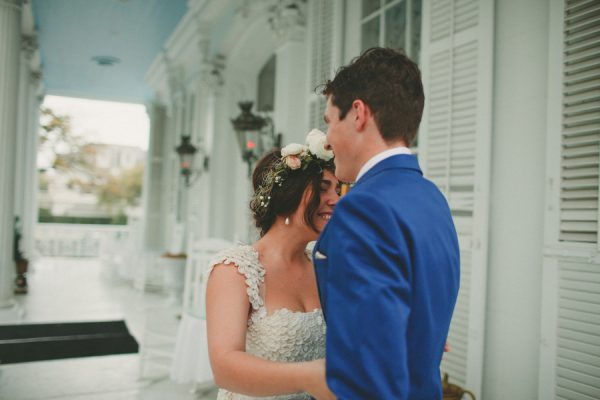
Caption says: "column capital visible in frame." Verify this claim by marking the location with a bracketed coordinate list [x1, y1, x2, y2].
[268, 0, 307, 46]
[197, 37, 210, 59]
[201, 54, 225, 93]
[144, 101, 158, 117]
[192, 15, 210, 58]
[0, 0, 22, 12]
[21, 34, 38, 60]
[29, 69, 41, 86]
[162, 52, 184, 112]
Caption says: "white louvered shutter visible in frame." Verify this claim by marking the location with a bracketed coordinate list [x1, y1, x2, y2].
[559, 0, 600, 244]
[307, 0, 336, 132]
[555, 260, 600, 399]
[419, 0, 494, 396]
[558, 3, 600, 397]
[541, 2, 600, 399]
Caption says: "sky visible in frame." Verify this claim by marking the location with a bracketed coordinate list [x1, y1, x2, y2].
[42, 95, 149, 151]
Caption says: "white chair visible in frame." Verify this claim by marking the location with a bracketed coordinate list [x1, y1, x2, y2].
[118, 218, 142, 282]
[137, 253, 181, 380]
[138, 303, 181, 379]
[170, 236, 232, 387]
[132, 250, 164, 292]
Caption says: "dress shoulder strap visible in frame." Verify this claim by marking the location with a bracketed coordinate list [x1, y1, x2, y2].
[208, 245, 265, 312]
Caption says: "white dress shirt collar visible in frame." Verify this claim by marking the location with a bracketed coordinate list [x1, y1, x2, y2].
[355, 146, 412, 182]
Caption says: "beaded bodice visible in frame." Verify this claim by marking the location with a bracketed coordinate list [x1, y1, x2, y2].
[208, 245, 326, 400]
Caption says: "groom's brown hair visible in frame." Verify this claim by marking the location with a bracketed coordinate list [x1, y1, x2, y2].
[321, 47, 424, 145]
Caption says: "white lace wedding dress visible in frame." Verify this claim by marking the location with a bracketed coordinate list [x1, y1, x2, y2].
[208, 245, 326, 400]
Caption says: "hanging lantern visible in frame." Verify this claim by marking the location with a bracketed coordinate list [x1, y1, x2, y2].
[175, 135, 198, 186]
[230, 101, 272, 176]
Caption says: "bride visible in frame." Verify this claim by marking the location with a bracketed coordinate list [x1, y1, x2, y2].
[206, 130, 339, 399]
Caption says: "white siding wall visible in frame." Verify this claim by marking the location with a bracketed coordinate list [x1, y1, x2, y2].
[484, 0, 550, 398]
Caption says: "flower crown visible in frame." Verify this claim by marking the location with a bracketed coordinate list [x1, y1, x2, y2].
[250, 129, 334, 216]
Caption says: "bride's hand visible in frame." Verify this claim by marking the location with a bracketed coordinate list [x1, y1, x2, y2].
[304, 359, 336, 400]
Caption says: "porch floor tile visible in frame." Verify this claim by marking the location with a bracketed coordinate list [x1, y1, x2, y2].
[0, 257, 217, 400]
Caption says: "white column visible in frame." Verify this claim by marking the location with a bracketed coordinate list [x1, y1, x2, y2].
[209, 58, 241, 241]
[143, 102, 167, 251]
[482, 0, 549, 398]
[270, 0, 308, 143]
[194, 58, 221, 241]
[165, 92, 182, 251]
[185, 77, 207, 242]
[13, 39, 29, 220]
[13, 35, 38, 261]
[0, 0, 22, 307]
[22, 77, 43, 260]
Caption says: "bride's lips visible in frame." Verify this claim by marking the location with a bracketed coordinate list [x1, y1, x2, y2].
[318, 212, 332, 221]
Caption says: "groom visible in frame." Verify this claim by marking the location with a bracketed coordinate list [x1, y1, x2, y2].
[312, 48, 460, 399]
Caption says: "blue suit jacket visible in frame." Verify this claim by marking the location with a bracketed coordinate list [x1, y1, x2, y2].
[313, 154, 460, 399]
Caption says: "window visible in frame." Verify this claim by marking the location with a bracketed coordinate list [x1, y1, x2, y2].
[360, 0, 422, 63]
[257, 55, 276, 113]
[360, 0, 422, 149]
[308, 0, 336, 133]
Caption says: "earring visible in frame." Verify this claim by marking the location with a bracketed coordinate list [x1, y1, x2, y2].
[285, 217, 290, 225]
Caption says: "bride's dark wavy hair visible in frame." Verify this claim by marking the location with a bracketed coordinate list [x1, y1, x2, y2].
[250, 149, 334, 237]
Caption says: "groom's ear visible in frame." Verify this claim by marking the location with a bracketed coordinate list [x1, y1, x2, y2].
[352, 99, 371, 132]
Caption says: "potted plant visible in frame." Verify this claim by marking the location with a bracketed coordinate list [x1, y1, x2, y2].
[442, 373, 476, 400]
[13, 216, 28, 294]
[442, 343, 476, 399]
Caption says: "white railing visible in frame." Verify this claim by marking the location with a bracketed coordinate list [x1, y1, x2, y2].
[35, 223, 130, 258]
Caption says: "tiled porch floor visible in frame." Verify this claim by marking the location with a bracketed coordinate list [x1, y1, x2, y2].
[0, 257, 218, 399]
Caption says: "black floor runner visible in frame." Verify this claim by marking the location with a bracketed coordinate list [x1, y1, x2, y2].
[0, 320, 139, 364]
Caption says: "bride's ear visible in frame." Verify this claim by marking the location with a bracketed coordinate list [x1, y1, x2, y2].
[352, 99, 370, 132]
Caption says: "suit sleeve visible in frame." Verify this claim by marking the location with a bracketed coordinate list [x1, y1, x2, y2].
[324, 192, 412, 399]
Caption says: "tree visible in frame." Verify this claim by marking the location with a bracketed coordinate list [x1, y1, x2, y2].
[38, 106, 145, 222]
[96, 163, 144, 215]
[38, 107, 95, 176]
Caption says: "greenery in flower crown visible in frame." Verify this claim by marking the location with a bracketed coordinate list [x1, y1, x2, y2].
[250, 129, 334, 217]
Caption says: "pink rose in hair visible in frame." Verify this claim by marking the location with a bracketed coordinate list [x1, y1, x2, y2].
[285, 155, 301, 170]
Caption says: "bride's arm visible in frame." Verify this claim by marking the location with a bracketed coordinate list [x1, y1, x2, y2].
[206, 263, 319, 397]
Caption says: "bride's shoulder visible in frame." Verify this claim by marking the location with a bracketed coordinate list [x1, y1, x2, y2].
[208, 245, 265, 312]
[208, 244, 262, 273]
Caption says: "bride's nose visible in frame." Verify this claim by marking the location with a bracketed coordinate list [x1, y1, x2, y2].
[327, 190, 339, 205]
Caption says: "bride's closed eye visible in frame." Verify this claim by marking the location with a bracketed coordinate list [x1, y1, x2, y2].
[320, 180, 341, 195]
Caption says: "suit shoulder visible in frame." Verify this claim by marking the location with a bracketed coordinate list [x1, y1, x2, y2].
[363, 168, 446, 197]
[338, 186, 382, 209]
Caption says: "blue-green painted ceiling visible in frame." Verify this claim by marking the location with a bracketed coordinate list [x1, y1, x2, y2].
[32, 0, 187, 103]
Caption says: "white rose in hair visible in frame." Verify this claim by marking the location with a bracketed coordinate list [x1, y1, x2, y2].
[305, 129, 334, 161]
[305, 129, 324, 147]
[281, 143, 307, 157]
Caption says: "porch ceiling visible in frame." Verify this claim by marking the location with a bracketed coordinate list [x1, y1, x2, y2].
[32, 0, 187, 104]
